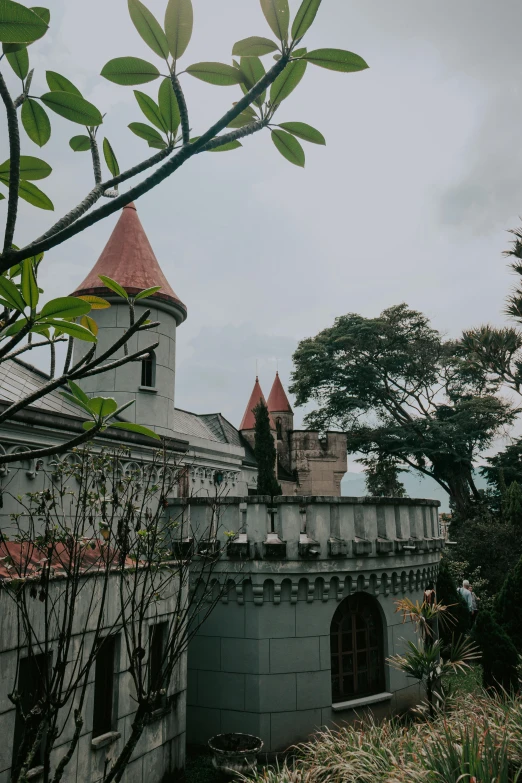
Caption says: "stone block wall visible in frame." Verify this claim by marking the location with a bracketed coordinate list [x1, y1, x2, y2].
[0, 572, 187, 783]
[175, 496, 441, 753]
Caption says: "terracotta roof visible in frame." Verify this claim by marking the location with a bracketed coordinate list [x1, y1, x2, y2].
[267, 372, 293, 414]
[239, 377, 275, 431]
[0, 540, 133, 580]
[71, 203, 187, 319]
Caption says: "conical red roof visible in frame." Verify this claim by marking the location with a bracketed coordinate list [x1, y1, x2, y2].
[240, 377, 275, 431]
[72, 203, 186, 320]
[267, 372, 293, 414]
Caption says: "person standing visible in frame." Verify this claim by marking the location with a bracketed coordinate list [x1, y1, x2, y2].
[457, 579, 473, 613]
[469, 584, 479, 624]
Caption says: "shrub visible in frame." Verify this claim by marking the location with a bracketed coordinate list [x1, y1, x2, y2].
[436, 558, 470, 645]
[472, 609, 519, 692]
[495, 554, 522, 651]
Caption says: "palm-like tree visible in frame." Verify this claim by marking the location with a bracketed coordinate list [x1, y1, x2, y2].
[388, 598, 479, 715]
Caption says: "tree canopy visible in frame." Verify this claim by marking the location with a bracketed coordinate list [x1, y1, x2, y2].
[290, 303, 514, 514]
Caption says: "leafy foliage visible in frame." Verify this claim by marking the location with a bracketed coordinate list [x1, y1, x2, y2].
[253, 400, 282, 497]
[359, 453, 406, 498]
[471, 609, 519, 692]
[495, 554, 522, 652]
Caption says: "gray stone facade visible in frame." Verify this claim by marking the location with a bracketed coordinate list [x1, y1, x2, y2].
[171, 495, 442, 752]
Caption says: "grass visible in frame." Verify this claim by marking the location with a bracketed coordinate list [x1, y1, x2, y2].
[182, 746, 229, 783]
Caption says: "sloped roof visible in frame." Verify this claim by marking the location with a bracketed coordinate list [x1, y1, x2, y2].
[267, 372, 293, 414]
[239, 377, 275, 431]
[0, 358, 81, 416]
[71, 203, 187, 321]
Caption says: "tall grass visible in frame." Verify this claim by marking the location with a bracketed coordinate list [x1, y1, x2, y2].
[247, 690, 522, 783]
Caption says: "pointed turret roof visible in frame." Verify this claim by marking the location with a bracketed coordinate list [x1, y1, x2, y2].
[267, 372, 293, 414]
[72, 203, 187, 322]
[239, 377, 275, 431]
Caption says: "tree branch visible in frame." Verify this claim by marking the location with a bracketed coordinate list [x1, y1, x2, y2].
[0, 70, 20, 253]
[170, 73, 190, 145]
[89, 136, 102, 186]
[4, 336, 66, 361]
[0, 425, 104, 467]
[1, 54, 290, 270]
[199, 119, 267, 152]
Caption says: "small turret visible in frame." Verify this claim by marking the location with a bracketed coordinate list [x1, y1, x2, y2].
[267, 372, 294, 473]
[239, 377, 275, 455]
[71, 203, 186, 437]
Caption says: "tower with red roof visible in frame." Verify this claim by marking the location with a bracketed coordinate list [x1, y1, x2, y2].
[71, 203, 186, 437]
[267, 371, 294, 473]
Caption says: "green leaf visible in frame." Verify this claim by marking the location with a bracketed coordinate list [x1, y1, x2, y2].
[45, 70, 82, 97]
[0, 176, 54, 210]
[291, 0, 322, 41]
[109, 421, 160, 440]
[277, 121, 325, 144]
[186, 62, 242, 86]
[21, 98, 51, 147]
[0, 192, 4, 200]
[82, 421, 98, 431]
[227, 111, 255, 129]
[68, 380, 90, 404]
[30, 7, 49, 24]
[239, 56, 266, 107]
[232, 36, 278, 57]
[88, 396, 118, 418]
[303, 48, 369, 73]
[80, 314, 98, 336]
[270, 57, 307, 104]
[128, 122, 165, 145]
[59, 391, 93, 416]
[0, 0, 48, 44]
[134, 90, 167, 132]
[147, 139, 167, 149]
[128, 0, 169, 59]
[208, 139, 242, 152]
[134, 285, 161, 300]
[271, 129, 305, 167]
[98, 275, 128, 300]
[40, 92, 103, 126]
[0, 276, 26, 311]
[260, 0, 289, 42]
[164, 0, 193, 61]
[69, 135, 91, 152]
[292, 47, 307, 57]
[76, 294, 110, 309]
[101, 56, 160, 86]
[4, 316, 28, 335]
[158, 77, 180, 135]
[41, 319, 97, 341]
[103, 138, 120, 177]
[40, 296, 91, 319]
[21, 258, 38, 310]
[4, 44, 28, 79]
[0, 155, 51, 181]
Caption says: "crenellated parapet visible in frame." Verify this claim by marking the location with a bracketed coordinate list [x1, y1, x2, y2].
[167, 495, 443, 568]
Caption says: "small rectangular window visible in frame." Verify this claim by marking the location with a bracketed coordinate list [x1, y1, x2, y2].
[12, 653, 48, 776]
[149, 622, 167, 710]
[141, 352, 155, 388]
[92, 636, 117, 738]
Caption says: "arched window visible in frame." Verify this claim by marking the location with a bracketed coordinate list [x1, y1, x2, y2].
[141, 351, 156, 388]
[330, 593, 384, 703]
[276, 417, 283, 441]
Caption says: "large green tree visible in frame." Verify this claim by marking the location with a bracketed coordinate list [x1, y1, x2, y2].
[0, 0, 369, 464]
[290, 304, 514, 515]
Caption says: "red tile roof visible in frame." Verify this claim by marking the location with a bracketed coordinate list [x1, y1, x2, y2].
[239, 377, 275, 431]
[0, 540, 133, 580]
[71, 203, 186, 319]
[267, 372, 293, 414]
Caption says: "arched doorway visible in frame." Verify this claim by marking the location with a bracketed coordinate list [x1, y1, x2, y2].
[330, 592, 385, 703]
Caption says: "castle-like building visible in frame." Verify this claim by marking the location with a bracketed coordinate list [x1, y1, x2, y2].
[0, 205, 442, 782]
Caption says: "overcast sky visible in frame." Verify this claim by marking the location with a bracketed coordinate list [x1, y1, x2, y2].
[2, 0, 522, 502]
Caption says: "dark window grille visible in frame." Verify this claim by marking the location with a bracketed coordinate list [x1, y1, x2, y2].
[276, 418, 283, 440]
[141, 352, 156, 388]
[12, 653, 48, 776]
[149, 622, 168, 710]
[330, 593, 384, 703]
[92, 636, 116, 738]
